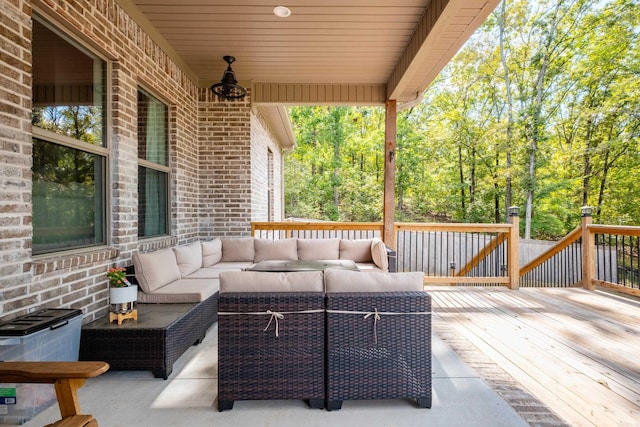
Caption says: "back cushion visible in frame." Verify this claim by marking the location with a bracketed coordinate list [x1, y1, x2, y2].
[325, 269, 424, 293]
[201, 238, 222, 267]
[371, 238, 389, 272]
[297, 238, 340, 260]
[133, 249, 181, 293]
[173, 241, 202, 277]
[339, 239, 373, 262]
[219, 270, 323, 293]
[221, 238, 255, 262]
[254, 238, 298, 262]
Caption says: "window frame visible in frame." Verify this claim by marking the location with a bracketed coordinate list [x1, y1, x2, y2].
[31, 14, 112, 256]
[136, 85, 171, 239]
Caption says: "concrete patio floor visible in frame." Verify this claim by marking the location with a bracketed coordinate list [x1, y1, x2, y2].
[17, 322, 536, 427]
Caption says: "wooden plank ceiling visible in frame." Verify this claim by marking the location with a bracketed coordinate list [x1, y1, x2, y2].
[122, 0, 500, 106]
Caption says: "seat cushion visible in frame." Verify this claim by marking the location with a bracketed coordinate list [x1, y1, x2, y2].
[254, 238, 298, 262]
[339, 239, 374, 262]
[133, 249, 181, 294]
[201, 238, 222, 267]
[297, 238, 340, 260]
[221, 238, 255, 262]
[184, 262, 256, 279]
[219, 270, 324, 293]
[173, 241, 202, 277]
[136, 278, 219, 303]
[324, 268, 424, 292]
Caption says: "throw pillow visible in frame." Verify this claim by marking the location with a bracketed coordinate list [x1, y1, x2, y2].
[371, 238, 389, 272]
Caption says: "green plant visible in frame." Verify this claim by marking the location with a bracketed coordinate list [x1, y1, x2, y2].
[107, 267, 127, 287]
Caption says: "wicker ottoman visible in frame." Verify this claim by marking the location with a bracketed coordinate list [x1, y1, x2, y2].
[325, 291, 432, 410]
[217, 292, 325, 411]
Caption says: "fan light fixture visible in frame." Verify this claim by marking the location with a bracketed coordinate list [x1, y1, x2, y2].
[210, 56, 247, 100]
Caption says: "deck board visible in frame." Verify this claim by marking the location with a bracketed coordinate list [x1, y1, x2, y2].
[427, 285, 640, 427]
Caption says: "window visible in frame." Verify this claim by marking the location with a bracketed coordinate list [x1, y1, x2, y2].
[31, 17, 107, 254]
[137, 88, 169, 238]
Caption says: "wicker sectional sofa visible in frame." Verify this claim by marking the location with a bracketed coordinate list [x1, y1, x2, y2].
[217, 268, 431, 411]
[101, 238, 393, 378]
[131, 237, 393, 304]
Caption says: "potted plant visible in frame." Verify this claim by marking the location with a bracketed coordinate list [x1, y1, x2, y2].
[107, 267, 137, 315]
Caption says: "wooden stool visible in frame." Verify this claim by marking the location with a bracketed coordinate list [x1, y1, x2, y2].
[0, 361, 109, 427]
[109, 308, 138, 325]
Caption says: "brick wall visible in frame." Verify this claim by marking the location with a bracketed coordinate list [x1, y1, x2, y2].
[251, 111, 284, 222]
[0, 0, 36, 318]
[0, 0, 285, 322]
[198, 89, 253, 237]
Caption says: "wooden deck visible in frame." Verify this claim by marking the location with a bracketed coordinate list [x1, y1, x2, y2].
[426, 285, 640, 427]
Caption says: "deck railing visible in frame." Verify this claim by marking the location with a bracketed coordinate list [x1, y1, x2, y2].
[519, 227, 583, 287]
[518, 211, 640, 297]
[252, 208, 640, 297]
[251, 221, 383, 239]
[394, 223, 518, 287]
[589, 225, 640, 297]
[252, 213, 520, 289]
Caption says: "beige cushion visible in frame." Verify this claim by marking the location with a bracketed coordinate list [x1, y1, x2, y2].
[221, 238, 255, 262]
[324, 269, 424, 293]
[297, 238, 340, 260]
[173, 241, 202, 277]
[136, 278, 219, 303]
[254, 238, 298, 262]
[132, 249, 181, 294]
[201, 238, 222, 267]
[219, 270, 324, 293]
[355, 262, 385, 272]
[185, 262, 256, 279]
[339, 239, 373, 262]
[371, 238, 389, 272]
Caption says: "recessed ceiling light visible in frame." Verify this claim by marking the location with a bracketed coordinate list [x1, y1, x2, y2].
[273, 6, 292, 18]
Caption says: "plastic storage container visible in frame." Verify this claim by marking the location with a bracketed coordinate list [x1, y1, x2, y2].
[0, 308, 82, 424]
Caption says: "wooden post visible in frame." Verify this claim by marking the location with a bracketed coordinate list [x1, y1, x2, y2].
[581, 206, 595, 290]
[383, 99, 397, 248]
[507, 206, 520, 290]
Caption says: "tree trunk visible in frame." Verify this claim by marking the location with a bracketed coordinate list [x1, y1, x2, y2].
[499, 0, 514, 221]
[524, 1, 562, 239]
[458, 144, 465, 213]
[470, 146, 476, 204]
[494, 153, 500, 223]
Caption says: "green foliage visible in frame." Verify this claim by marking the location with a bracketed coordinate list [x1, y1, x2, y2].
[284, 0, 640, 239]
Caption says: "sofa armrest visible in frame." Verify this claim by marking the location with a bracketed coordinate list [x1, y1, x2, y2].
[386, 246, 397, 273]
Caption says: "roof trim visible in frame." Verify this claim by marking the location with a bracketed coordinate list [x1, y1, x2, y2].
[256, 105, 297, 151]
[252, 83, 387, 106]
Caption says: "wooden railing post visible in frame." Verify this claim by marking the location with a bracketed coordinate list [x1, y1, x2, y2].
[508, 206, 520, 290]
[581, 206, 595, 290]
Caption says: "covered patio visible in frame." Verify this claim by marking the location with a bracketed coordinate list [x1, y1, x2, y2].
[4, 1, 639, 427]
[22, 285, 640, 426]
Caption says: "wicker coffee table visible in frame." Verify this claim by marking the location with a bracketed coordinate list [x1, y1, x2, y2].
[80, 293, 217, 379]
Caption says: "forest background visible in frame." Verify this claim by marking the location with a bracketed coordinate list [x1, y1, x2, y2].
[284, 0, 639, 240]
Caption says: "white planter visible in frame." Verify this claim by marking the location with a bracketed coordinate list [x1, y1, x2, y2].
[109, 285, 138, 313]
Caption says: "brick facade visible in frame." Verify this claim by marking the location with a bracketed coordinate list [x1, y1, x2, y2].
[0, 0, 284, 322]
